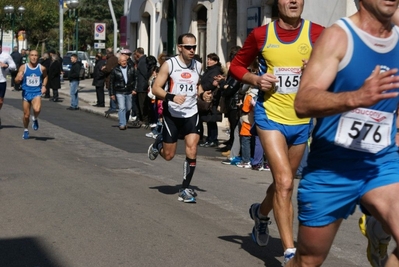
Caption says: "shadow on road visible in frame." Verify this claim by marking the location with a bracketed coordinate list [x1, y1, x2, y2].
[0, 237, 64, 267]
[149, 184, 207, 195]
[218, 234, 284, 267]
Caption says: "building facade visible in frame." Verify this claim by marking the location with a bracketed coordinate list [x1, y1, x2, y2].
[124, 0, 358, 65]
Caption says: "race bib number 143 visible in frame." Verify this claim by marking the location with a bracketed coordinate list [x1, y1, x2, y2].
[334, 108, 393, 154]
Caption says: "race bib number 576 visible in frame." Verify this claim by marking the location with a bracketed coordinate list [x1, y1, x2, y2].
[334, 108, 393, 154]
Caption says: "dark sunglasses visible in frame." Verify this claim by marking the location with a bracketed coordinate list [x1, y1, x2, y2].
[180, 44, 197, 51]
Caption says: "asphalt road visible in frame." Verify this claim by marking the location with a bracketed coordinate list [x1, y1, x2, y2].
[0, 81, 389, 267]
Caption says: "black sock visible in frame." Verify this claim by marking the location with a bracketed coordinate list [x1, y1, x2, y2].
[182, 157, 196, 188]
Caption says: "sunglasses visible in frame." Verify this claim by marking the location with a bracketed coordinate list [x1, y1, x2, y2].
[180, 44, 197, 51]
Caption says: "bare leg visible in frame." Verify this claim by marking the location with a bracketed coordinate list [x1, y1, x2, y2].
[257, 127, 305, 251]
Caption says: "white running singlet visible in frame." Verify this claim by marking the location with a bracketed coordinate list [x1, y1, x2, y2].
[166, 56, 202, 118]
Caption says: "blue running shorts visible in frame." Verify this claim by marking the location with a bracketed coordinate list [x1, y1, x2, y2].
[298, 158, 399, 226]
[23, 91, 42, 102]
[255, 114, 311, 145]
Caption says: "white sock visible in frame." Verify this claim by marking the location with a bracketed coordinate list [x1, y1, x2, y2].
[24, 128, 28, 131]
[31, 116, 36, 121]
[284, 248, 296, 255]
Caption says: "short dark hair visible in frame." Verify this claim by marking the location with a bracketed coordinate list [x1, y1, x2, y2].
[177, 33, 196, 45]
[229, 46, 241, 61]
[71, 53, 78, 59]
[207, 53, 220, 63]
[135, 47, 144, 55]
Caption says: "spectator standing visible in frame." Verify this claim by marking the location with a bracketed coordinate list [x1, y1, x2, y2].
[217, 46, 242, 154]
[19, 49, 28, 66]
[47, 52, 61, 102]
[0, 45, 16, 128]
[134, 47, 150, 127]
[92, 53, 106, 107]
[199, 53, 224, 147]
[39, 53, 51, 98]
[10, 46, 21, 91]
[109, 55, 137, 130]
[66, 54, 81, 110]
[101, 47, 119, 114]
[15, 50, 47, 139]
[229, 0, 324, 264]
[120, 49, 138, 123]
[236, 87, 258, 168]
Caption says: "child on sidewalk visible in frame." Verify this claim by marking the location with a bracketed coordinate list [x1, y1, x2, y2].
[236, 87, 258, 169]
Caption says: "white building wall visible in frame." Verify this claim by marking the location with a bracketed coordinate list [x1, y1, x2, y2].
[124, 0, 358, 64]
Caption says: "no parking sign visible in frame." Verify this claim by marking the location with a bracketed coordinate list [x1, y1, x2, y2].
[94, 23, 106, 40]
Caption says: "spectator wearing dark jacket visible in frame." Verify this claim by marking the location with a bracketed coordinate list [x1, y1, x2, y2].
[92, 53, 106, 107]
[109, 55, 137, 130]
[40, 53, 52, 98]
[134, 47, 150, 127]
[199, 53, 224, 147]
[101, 47, 119, 112]
[10, 46, 21, 91]
[47, 53, 61, 102]
[67, 54, 81, 110]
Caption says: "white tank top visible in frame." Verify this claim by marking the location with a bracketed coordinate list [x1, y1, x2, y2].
[166, 56, 202, 118]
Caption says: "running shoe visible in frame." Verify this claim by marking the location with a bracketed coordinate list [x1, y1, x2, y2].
[22, 130, 29, 140]
[148, 134, 163, 160]
[359, 214, 391, 267]
[282, 248, 296, 266]
[145, 132, 157, 138]
[252, 163, 270, 171]
[236, 161, 251, 169]
[32, 118, 39, 131]
[178, 188, 197, 203]
[249, 203, 271, 246]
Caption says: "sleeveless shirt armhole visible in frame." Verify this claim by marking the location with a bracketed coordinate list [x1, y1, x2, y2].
[260, 23, 270, 53]
[335, 19, 353, 72]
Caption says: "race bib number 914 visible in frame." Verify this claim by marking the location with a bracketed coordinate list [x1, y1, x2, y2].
[334, 108, 393, 154]
[177, 83, 195, 96]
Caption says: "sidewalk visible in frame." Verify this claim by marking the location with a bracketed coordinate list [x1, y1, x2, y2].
[58, 80, 230, 139]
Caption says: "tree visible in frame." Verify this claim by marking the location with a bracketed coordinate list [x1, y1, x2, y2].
[0, 0, 123, 54]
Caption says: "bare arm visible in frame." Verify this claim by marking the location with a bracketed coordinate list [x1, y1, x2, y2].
[396, 105, 399, 146]
[152, 61, 171, 101]
[295, 24, 399, 118]
[41, 65, 48, 94]
[15, 64, 26, 84]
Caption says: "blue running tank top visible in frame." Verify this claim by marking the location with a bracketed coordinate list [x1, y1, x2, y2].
[21, 63, 43, 93]
[308, 18, 399, 170]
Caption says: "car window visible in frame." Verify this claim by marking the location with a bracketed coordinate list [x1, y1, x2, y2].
[63, 56, 72, 65]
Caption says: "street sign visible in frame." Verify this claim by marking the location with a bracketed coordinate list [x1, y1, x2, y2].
[247, 7, 261, 36]
[94, 42, 105, 49]
[94, 23, 106, 40]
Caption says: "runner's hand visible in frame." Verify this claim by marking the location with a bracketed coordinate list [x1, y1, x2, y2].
[173, 94, 186, 105]
[257, 73, 279, 92]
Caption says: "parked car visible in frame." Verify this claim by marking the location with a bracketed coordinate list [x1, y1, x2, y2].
[90, 55, 96, 66]
[66, 51, 93, 78]
[62, 55, 85, 80]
